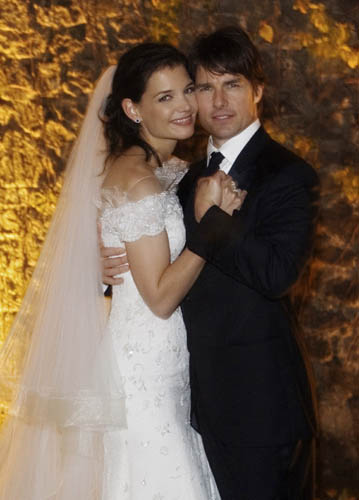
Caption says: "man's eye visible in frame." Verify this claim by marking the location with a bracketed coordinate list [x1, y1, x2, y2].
[197, 86, 211, 92]
[159, 94, 171, 102]
[228, 82, 240, 88]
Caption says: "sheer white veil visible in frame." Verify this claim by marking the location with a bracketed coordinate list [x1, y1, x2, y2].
[0, 66, 126, 499]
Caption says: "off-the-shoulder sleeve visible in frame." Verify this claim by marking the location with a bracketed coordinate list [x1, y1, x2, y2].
[100, 192, 167, 242]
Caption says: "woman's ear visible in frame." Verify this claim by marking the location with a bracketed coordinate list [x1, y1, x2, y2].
[121, 98, 141, 123]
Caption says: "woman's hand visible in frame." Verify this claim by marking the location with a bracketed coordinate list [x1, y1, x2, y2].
[194, 172, 223, 222]
[194, 171, 247, 222]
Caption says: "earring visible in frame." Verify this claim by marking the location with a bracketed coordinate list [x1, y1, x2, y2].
[135, 118, 141, 124]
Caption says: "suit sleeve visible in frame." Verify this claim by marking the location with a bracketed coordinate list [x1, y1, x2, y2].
[186, 164, 319, 299]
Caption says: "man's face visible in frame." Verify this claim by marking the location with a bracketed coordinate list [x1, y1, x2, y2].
[195, 66, 263, 148]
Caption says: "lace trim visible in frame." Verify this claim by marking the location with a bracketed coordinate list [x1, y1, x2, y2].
[98, 157, 188, 242]
[154, 157, 188, 192]
[100, 192, 168, 242]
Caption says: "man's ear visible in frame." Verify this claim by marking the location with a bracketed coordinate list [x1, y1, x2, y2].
[254, 84, 264, 104]
[121, 98, 141, 123]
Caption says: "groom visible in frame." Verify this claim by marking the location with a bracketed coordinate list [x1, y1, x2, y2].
[176, 26, 319, 500]
[103, 26, 319, 499]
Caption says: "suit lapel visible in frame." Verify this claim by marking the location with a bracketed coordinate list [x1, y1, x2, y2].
[177, 158, 206, 210]
[228, 126, 270, 193]
[178, 158, 207, 238]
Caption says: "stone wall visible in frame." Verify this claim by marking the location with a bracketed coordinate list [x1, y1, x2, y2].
[0, 0, 358, 497]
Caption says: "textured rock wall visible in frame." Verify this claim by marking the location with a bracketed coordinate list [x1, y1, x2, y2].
[0, 0, 358, 497]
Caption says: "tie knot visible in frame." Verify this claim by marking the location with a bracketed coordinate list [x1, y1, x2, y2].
[207, 151, 224, 175]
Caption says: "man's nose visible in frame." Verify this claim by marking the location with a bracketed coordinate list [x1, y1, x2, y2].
[213, 89, 227, 108]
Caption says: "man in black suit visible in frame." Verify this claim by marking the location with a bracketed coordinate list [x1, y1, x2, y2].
[176, 26, 319, 500]
[102, 26, 319, 500]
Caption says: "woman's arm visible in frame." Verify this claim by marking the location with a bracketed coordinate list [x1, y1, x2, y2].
[122, 175, 202, 319]
[124, 172, 243, 319]
[126, 233, 204, 319]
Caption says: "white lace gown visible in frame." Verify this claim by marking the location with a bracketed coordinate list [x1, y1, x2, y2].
[99, 158, 220, 500]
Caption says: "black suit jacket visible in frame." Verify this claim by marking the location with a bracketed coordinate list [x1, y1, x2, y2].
[177, 127, 319, 447]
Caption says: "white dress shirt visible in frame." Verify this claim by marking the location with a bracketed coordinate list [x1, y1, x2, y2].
[207, 119, 261, 173]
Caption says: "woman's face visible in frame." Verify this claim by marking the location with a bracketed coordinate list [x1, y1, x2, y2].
[134, 65, 197, 149]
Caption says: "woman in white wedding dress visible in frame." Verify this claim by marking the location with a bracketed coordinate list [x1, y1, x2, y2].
[0, 43, 242, 499]
[98, 43, 239, 499]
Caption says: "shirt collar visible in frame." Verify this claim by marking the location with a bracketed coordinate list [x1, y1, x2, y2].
[207, 119, 261, 165]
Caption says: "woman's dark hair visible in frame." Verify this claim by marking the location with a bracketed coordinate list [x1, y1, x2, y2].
[103, 43, 190, 167]
[189, 26, 265, 90]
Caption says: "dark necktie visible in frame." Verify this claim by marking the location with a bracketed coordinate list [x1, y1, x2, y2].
[206, 151, 225, 176]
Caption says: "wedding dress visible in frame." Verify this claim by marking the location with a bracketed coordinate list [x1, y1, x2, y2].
[0, 66, 219, 499]
[99, 157, 220, 500]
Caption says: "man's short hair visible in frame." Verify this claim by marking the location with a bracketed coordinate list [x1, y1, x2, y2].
[189, 25, 265, 89]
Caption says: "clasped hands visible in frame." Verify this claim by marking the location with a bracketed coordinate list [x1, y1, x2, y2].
[194, 170, 247, 222]
[100, 172, 247, 286]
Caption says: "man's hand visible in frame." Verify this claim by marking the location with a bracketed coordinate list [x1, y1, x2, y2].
[98, 223, 129, 285]
[101, 246, 129, 285]
[220, 177, 247, 216]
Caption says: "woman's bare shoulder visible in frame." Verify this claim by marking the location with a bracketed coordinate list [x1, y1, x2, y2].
[102, 150, 156, 193]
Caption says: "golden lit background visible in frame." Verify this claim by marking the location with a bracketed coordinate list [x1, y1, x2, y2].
[0, 0, 358, 497]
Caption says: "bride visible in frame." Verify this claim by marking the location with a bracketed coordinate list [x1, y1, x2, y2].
[0, 42, 242, 499]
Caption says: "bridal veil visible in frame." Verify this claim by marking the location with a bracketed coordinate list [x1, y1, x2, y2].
[0, 66, 126, 499]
